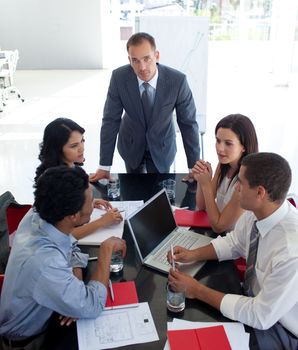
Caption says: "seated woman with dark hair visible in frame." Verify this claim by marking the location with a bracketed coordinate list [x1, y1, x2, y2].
[35, 118, 123, 240]
[193, 114, 258, 233]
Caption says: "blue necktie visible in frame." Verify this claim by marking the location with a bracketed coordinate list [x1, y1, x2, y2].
[243, 221, 259, 297]
[141, 82, 153, 125]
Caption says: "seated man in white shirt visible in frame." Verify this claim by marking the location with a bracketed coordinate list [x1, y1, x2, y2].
[168, 152, 298, 350]
[0, 166, 126, 350]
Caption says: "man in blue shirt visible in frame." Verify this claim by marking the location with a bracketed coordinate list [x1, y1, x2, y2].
[0, 166, 126, 349]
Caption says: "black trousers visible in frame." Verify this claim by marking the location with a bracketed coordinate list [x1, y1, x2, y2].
[247, 323, 298, 350]
[125, 150, 168, 174]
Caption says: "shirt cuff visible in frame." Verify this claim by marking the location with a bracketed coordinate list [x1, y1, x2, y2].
[70, 251, 89, 268]
[211, 236, 233, 261]
[88, 280, 108, 308]
[99, 165, 111, 171]
[220, 293, 243, 321]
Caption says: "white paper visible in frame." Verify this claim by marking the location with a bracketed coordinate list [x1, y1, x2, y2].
[110, 200, 144, 218]
[171, 205, 188, 211]
[164, 318, 250, 350]
[77, 302, 159, 350]
[78, 201, 143, 245]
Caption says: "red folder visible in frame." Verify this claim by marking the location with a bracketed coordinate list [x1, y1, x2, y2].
[174, 209, 211, 228]
[168, 325, 232, 350]
[105, 281, 139, 309]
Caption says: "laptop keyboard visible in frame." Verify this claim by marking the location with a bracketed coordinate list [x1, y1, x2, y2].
[154, 231, 197, 265]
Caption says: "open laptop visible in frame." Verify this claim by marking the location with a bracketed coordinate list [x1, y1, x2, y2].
[127, 189, 213, 276]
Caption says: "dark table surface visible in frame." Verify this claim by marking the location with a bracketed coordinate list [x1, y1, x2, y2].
[94, 173, 198, 209]
[49, 174, 244, 350]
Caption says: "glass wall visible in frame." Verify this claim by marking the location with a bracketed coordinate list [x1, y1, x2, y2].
[112, 0, 298, 43]
[113, 0, 273, 40]
[194, 0, 273, 41]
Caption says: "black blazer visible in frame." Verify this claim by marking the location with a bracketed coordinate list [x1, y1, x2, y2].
[100, 64, 200, 171]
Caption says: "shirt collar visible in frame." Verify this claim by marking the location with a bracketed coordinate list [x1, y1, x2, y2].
[35, 212, 73, 252]
[137, 66, 159, 89]
[256, 201, 289, 237]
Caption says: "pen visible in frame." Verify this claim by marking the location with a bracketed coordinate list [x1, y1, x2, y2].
[109, 279, 114, 302]
[101, 207, 124, 213]
[170, 244, 175, 271]
[103, 303, 139, 311]
[88, 256, 98, 261]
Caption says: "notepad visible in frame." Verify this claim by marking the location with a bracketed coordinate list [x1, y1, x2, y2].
[174, 209, 211, 228]
[78, 201, 143, 245]
[105, 281, 139, 309]
[167, 325, 232, 350]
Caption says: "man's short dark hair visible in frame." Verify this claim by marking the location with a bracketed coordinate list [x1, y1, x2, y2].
[34, 166, 89, 225]
[241, 152, 292, 203]
[126, 32, 156, 52]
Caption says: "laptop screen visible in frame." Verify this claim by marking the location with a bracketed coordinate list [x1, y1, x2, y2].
[127, 189, 177, 259]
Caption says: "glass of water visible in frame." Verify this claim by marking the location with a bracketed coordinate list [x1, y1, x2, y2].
[107, 175, 120, 199]
[166, 283, 185, 313]
[162, 179, 176, 200]
[110, 251, 124, 273]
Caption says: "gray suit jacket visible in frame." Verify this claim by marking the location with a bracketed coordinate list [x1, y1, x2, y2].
[100, 64, 200, 172]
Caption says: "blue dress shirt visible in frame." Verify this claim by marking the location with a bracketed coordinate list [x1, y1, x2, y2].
[0, 209, 107, 340]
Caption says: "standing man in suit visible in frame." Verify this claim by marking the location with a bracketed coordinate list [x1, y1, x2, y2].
[90, 32, 200, 180]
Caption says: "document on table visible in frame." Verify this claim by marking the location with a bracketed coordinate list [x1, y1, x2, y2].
[77, 302, 159, 350]
[109, 200, 144, 218]
[163, 318, 249, 350]
[78, 201, 143, 245]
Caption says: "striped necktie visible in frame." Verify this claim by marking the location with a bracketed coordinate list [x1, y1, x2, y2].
[243, 221, 259, 297]
[141, 82, 153, 125]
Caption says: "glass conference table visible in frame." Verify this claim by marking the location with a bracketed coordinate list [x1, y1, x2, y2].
[48, 174, 243, 350]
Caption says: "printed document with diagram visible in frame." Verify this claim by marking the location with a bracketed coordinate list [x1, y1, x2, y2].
[77, 302, 159, 350]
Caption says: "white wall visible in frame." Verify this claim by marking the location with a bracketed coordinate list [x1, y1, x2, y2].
[136, 16, 208, 134]
[0, 0, 108, 69]
[270, 0, 298, 86]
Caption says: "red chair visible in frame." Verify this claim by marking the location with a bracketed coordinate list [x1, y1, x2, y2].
[0, 204, 31, 293]
[234, 257, 246, 281]
[0, 274, 4, 294]
[6, 203, 32, 246]
[287, 194, 297, 208]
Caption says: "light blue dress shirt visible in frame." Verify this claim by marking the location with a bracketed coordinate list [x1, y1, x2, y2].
[137, 68, 158, 103]
[0, 209, 107, 340]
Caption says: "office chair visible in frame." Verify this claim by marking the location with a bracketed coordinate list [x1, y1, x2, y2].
[234, 257, 246, 282]
[6, 203, 31, 247]
[0, 273, 4, 294]
[0, 49, 24, 112]
[287, 193, 297, 208]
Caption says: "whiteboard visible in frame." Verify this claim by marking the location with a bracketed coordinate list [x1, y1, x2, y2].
[135, 16, 208, 134]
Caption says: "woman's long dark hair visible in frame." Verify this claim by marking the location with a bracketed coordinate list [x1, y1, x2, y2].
[34, 118, 85, 184]
[215, 114, 258, 189]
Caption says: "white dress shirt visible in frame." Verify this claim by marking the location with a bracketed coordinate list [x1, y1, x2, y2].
[212, 201, 298, 337]
[137, 68, 158, 99]
[216, 176, 238, 231]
